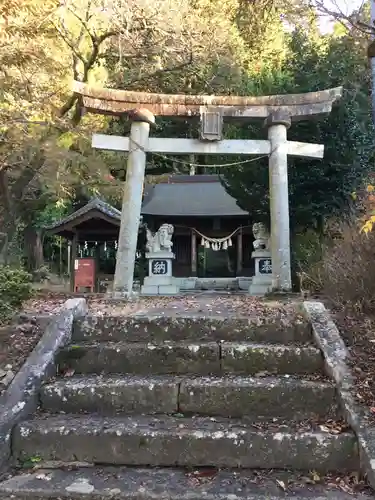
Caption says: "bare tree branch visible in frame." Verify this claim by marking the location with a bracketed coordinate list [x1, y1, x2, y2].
[127, 51, 194, 86]
[311, 0, 374, 36]
[52, 21, 89, 66]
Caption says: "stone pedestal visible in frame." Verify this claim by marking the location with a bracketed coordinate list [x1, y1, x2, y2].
[141, 251, 180, 295]
[249, 250, 273, 296]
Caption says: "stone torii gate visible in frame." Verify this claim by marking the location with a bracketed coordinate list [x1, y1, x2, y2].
[73, 81, 342, 295]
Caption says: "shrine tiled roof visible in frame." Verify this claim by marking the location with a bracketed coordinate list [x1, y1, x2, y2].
[46, 197, 121, 231]
[141, 175, 248, 217]
[47, 175, 248, 238]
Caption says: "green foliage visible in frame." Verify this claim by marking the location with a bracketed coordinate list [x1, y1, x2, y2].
[292, 230, 325, 291]
[0, 266, 33, 324]
[32, 265, 50, 283]
[2, 0, 374, 275]
[298, 223, 375, 313]
[222, 23, 374, 231]
[33, 201, 71, 229]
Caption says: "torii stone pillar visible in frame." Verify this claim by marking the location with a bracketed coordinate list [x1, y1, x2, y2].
[113, 117, 151, 296]
[267, 111, 292, 291]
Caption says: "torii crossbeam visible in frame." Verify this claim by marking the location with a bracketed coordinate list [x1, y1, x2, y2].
[73, 81, 342, 295]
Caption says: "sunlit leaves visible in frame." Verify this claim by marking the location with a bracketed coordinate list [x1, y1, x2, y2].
[222, 21, 374, 231]
[359, 184, 375, 234]
[57, 132, 76, 149]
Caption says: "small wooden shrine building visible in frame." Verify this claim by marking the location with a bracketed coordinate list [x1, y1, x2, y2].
[47, 198, 122, 290]
[142, 175, 253, 277]
[47, 175, 254, 290]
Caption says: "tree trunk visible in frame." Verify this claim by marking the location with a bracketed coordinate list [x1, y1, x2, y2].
[23, 225, 44, 271]
[0, 169, 15, 262]
[0, 221, 18, 265]
[0, 233, 8, 265]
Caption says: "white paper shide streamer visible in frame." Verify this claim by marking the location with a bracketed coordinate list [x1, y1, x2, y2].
[198, 227, 240, 251]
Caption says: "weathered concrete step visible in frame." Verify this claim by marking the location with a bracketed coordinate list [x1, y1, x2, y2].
[40, 375, 339, 420]
[13, 415, 358, 471]
[58, 342, 324, 376]
[179, 376, 337, 419]
[221, 343, 323, 375]
[0, 467, 371, 500]
[73, 314, 311, 344]
[41, 375, 180, 415]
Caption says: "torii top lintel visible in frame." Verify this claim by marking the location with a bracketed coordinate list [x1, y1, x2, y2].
[72, 81, 342, 120]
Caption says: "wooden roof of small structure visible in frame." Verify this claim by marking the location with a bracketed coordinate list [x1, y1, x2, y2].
[46, 197, 121, 240]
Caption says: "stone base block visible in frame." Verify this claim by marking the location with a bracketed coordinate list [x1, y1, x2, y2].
[158, 284, 180, 295]
[176, 277, 197, 290]
[105, 290, 139, 300]
[146, 251, 175, 260]
[249, 282, 272, 296]
[141, 283, 180, 296]
[196, 278, 237, 290]
[143, 276, 174, 286]
[140, 285, 159, 295]
[238, 277, 252, 290]
[141, 275, 180, 295]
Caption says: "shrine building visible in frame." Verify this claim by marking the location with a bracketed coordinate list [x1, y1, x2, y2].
[47, 174, 254, 292]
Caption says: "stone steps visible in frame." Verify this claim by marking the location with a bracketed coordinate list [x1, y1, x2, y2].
[13, 415, 358, 471]
[72, 314, 311, 344]
[0, 467, 371, 500]
[40, 374, 339, 420]
[1, 308, 365, 500]
[57, 341, 324, 376]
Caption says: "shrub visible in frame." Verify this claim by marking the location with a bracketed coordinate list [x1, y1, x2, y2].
[297, 222, 375, 313]
[0, 266, 33, 324]
[32, 265, 50, 283]
[292, 230, 325, 293]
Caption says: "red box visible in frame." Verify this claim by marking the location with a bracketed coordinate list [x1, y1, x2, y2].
[74, 258, 96, 292]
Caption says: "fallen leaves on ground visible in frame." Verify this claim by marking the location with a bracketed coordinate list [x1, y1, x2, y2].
[318, 419, 350, 434]
[23, 293, 70, 316]
[23, 291, 306, 324]
[183, 468, 370, 495]
[185, 468, 219, 485]
[89, 294, 304, 325]
[275, 479, 287, 491]
[0, 320, 43, 394]
[0, 292, 76, 393]
[251, 469, 370, 495]
[334, 310, 375, 423]
[246, 418, 349, 433]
